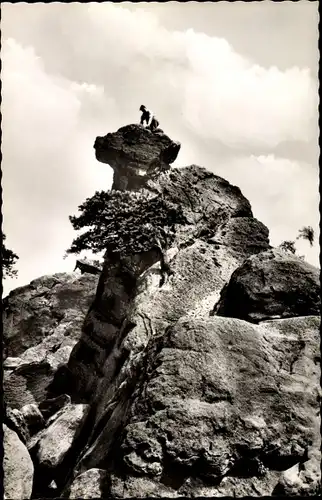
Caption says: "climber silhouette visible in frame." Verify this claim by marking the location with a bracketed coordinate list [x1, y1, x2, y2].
[140, 105, 159, 132]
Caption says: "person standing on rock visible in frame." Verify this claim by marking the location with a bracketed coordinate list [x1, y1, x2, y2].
[139, 105, 159, 132]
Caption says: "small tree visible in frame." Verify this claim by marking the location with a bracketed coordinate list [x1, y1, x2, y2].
[278, 240, 296, 254]
[297, 226, 314, 247]
[66, 190, 186, 257]
[2, 235, 19, 278]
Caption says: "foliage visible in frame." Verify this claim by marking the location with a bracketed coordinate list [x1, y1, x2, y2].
[278, 240, 296, 254]
[2, 234, 19, 279]
[297, 226, 314, 246]
[66, 190, 186, 257]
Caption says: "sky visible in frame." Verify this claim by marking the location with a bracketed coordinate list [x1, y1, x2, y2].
[1, 1, 319, 296]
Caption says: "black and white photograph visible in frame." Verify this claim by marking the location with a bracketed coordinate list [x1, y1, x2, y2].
[1, 2, 320, 498]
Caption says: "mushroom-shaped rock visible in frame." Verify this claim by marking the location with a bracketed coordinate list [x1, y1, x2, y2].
[3, 424, 34, 499]
[94, 124, 181, 190]
[214, 249, 320, 322]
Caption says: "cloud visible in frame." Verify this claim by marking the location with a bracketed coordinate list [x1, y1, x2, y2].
[1, 3, 319, 295]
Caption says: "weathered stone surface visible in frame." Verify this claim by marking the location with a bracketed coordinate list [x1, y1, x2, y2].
[147, 165, 253, 226]
[215, 248, 320, 322]
[38, 393, 71, 421]
[94, 124, 181, 190]
[3, 424, 34, 500]
[109, 470, 283, 497]
[67, 469, 110, 499]
[66, 165, 261, 400]
[3, 356, 23, 370]
[28, 403, 89, 498]
[4, 124, 320, 499]
[3, 273, 98, 410]
[106, 315, 320, 496]
[5, 407, 30, 445]
[273, 446, 321, 496]
[29, 403, 89, 469]
[3, 272, 99, 358]
[64, 166, 272, 480]
[4, 360, 55, 409]
[208, 217, 271, 256]
[21, 403, 45, 435]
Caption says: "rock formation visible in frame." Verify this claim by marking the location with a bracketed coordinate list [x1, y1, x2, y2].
[3, 273, 99, 409]
[3, 124, 320, 498]
[94, 124, 181, 190]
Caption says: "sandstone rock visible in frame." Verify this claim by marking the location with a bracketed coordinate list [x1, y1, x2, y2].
[214, 248, 320, 322]
[273, 447, 321, 495]
[3, 272, 98, 358]
[110, 474, 179, 498]
[147, 165, 253, 226]
[94, 124, 181, 190]
[3, 356, 23, 370]
[3, 424, 34, 499]
[107, 315, 320, 496]
[3, 360, 54, 409]
[38, 393, 71, 420]
[3, 272, 98, 410]
[63, 165, 274, 479]
[67, 469, 110, 498]
[21, 403, 45, 435]
[5, 407, 30, 444]
[208, 216, 271, 256]
[29, 403, 89, 469]
[110, 471, 283, 497]
[4, 126, 320, 499]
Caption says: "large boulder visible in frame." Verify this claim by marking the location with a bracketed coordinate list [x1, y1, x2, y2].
[28, 403, 89, 469]
[3, 424, 34, 499]
[108, 315, 320, 497]
[214, 249, 320, 323]
[28, 403, 89, 497]
[94, 124, 181, 190]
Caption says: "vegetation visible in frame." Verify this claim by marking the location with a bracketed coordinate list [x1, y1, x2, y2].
[297, 226, 314, 246]
[278, 240, 296, 254]
[66, 190, 186, 257]
[2, 235, 19, 279]
[279, 226, 315, 260]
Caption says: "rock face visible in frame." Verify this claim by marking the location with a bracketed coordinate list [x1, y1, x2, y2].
[3, 424, 34, 499]
[214, 249, 321, 322]
[3, 272, 99, 409]
[3, 125, 320, 498]
[67, 469, 110, 499]
[29, 403, 89, 497]
[3, 272, 99, 358]
[109, 315, 320, 497]
[94, 124, 181, 190]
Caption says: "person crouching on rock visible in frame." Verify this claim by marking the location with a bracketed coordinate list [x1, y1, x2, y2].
[140, 105, 159, 132]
